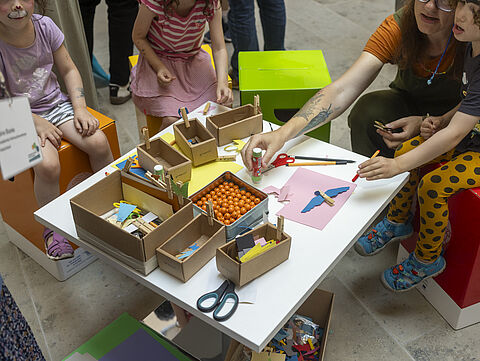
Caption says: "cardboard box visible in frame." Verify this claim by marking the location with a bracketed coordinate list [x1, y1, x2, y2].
[70, 170, 193, 275]
[156, 213, 226, 282]
[224, 288, 334, 361]
[190, 171, 268, 241]
[173, 118, 218, 166]
[206, 104, 262, 146]
[137, 137, 192, 183]
[216, 222, 291, 287]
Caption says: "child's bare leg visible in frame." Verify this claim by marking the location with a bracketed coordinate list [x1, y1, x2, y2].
[158, 116, 179, 133]
[33, 140, 61, 207]
[58, 121, 113, 172]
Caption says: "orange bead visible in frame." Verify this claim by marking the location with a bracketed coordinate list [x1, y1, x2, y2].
[245, 204, 251, 211]
[240, 190, 246, 195]
[224, 212, 231, 219]
[202, 205, 207, 211]
[224, 219, 231, 225]
[233, 184, 239, 189]
[229, 218, 235, 224]
[201, 197, 207, 202]
[240, 207, 247, 214]
[246, 192, 251, 197]
[238, 200, 245, 207]
[233, 197, 239, 202]
[196, 200, 203, 206]
[254, 198, 260, 204]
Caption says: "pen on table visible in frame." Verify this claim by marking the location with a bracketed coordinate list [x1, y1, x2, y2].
[293, 156, 355, 163]
[287, 161, 348, 166]
[352, 149, 380, 182]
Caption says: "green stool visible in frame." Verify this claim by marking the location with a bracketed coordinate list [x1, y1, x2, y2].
[239, 50, 332, 141]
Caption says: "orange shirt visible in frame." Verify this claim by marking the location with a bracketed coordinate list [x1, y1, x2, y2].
[364, 14, 456, 78]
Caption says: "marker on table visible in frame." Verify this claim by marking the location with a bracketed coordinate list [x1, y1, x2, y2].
[287, 161, 347, 166]
[352, 149, 380, 182]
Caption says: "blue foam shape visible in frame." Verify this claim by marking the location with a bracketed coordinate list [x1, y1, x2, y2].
[273, 329, 288, 341]
[190, 243, 199, 250]
[177, 250, 195, 260]
[286, 355, 298, 361]
[117, 203, 137, 223]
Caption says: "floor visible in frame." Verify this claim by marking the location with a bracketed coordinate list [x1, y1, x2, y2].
[1, 0, 480, 360]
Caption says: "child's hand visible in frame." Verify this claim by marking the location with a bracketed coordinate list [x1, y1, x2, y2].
[74, 108, 99, 136]
[357, 156, 402, 180]
[216, 83, 233, 106]
[157, 67, 176, 86]
[378, 116, 422, 149]
[33, 114, 63, 148]
[420, 116, 443, 140]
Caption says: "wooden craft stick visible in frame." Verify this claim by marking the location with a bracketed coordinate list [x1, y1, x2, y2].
[254, 94, 260, 115]
[207, 200, 214, 226]
[142, 127, 150, 150]
[318, 190, 335, 206]
[165, 174, 174, 199]
[203, 102, 210, 115]
[123, 157, 134, 172]
[276, 215, 284, 241]
[217, 154, 237, 162]
[180, 107, 190, 128]
[287, 161, 337, 166]
[137, 218, 156, 232]
[145, 171, 167, 188]
[132, 219, 151, 235]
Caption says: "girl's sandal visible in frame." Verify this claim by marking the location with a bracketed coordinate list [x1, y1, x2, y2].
[43, 228, 74, 261]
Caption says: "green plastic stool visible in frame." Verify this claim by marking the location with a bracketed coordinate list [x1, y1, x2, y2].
[239, 50, 332, 141]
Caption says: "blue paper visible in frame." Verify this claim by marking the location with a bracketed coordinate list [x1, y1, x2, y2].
[177, 250, 194, 260]
[190, 243, 199, 250]
[99, 328, 180, 361]
[114, 155, 148, 181]
[273, 329, 288, 341]
[286, 355, 298, 361]
[117, 203, 137, 223]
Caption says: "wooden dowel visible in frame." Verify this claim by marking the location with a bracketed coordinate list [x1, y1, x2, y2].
[203, 102, 210, 115]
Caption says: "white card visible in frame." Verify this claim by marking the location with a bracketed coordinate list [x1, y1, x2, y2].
[0, 96, 42, 180]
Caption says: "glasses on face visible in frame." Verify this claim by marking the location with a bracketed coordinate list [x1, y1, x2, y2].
[417, 0, 455, 12]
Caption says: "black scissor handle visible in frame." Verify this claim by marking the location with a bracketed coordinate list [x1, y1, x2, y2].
[213, 291, 239, 322]
[197, 280, 229, 313]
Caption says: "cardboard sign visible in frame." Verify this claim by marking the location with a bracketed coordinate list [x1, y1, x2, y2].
[0, 96, 42, 180]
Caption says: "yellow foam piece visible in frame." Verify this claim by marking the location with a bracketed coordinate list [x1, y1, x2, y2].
[240, 240, 276, 263]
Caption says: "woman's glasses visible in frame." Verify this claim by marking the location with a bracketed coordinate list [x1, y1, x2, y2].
[417, 0, 455, 12]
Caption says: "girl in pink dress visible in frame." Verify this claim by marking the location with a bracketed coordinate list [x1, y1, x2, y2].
[131, 0, 232, 132]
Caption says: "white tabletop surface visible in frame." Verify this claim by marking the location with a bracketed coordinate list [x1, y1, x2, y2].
[34, 103, 409, 352]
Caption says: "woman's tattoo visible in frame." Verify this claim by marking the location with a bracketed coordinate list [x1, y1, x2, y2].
[294, 93, 333, 137]
[76, 87, 85, 98]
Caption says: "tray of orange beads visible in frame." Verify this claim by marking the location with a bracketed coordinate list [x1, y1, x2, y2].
[190, 171, 268, 241]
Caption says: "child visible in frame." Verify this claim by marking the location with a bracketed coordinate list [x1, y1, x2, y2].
[131, 0, 233, 134]
[355, 0, 480, 292]
[0, 0, 113, 260]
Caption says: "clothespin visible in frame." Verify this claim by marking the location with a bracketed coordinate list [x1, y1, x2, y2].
[203, 102, 210, 115]
[206, 200, 214, 226]
[318, 190, 335, 206]
[276, 215, 284, 241]
[123, 157, 134, 172]
[165, 174, 174, 199]
[176, 180, 184, 206]
[142, 127, 150, 150]
[180, 107, 190, 128]
[145, 171, 167, 188]
[254, 94, 260, 115]
[217, 154, 237, 162]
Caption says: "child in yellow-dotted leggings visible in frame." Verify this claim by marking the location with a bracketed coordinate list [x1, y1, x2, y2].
[355, 0, 480, 292]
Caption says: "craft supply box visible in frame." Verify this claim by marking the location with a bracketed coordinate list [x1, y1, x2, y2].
[70, 170, 193, 275]
[206, 104, 262, 146]
[173, 118, 218, 166]
[216, 222, 291, 287]
[190, 171, 268, 241]
[137, 137, 192, 183]
[156, 213, 226, 282]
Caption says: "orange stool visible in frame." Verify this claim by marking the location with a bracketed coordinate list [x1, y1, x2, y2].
[0, 108, 120, 281]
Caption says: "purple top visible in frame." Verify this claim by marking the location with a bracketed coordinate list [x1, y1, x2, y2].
[0, 15, 68, 114]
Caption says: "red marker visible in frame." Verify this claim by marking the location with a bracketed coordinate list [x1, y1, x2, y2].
[352, 149, 380, 182]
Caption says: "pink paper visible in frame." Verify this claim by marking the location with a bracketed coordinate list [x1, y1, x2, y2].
[263, 186, 281, 195]
[276, 168, 356, 230]
[278, 185, 291, 202]
[255, 237, 267, 246]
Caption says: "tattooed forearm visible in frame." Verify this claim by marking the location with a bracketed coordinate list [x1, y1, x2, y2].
[295, 102, 333, 137]
[75, 87, 85, 99]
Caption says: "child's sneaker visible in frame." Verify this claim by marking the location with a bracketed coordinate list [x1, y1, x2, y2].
[354, 216, 413, 256]
[109, 83, 131, 105]
[43, 228, 74, 261]
[381, 252, 446, 292]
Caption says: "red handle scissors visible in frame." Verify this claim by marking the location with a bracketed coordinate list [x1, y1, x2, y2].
[263, 153, 295, 173]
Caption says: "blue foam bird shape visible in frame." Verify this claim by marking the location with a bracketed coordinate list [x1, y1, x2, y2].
[301, 187, 350, 213]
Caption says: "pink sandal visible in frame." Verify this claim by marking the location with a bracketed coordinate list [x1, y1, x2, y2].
[43, 228, 74, 261]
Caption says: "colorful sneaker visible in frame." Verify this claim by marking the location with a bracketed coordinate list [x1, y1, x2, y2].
[355, 216, 413, 256]
[43, 228, 74, 261]
[381, 252, 446, 292]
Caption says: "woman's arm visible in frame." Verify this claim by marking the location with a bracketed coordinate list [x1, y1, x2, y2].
[53, 44, 98, 136]
[241, 51, 384, 169]
[208, 5, 232, 105]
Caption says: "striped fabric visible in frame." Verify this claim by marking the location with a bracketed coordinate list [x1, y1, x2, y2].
[142, 0, 218, 58]
[39, 100, 75, 126]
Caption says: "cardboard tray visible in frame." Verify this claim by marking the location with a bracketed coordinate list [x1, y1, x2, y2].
[216, 222, 291, 287]
[156, 213, 226, 282]
[206, 104, 263, 146]
[190, 171, 268, 241]
[137, 137, 192, 183]
[173, 118, 218, 167]
[70, 171, 193, 275]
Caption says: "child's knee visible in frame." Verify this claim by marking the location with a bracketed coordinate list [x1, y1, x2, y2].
[86, 131, 111, 157]
[35, 157, 60, 182]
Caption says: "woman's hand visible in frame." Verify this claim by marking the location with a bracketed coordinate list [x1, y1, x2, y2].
[420, 115, 444, 140]
[157, 67, 176, 86]
[378, 116, 422, 149]
[216, 82, 233, 106]
[241, 130, 287, 171]
[357, 156, 402, 180]
[33, 114, 63, 148]
[74, 107, 99, 136]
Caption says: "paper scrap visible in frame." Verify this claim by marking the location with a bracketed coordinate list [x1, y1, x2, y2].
[117, 203, 137, 223]
[263, 186, 281, 195]
[123, 224, 138, 234]
[142, 212, 158, 223]
[254, 237, 267, 246]
[278, 185, 292, 202]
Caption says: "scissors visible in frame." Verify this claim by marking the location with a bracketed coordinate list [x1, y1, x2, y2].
[197, 280, 239, 322]
[263, 153, 295, 173]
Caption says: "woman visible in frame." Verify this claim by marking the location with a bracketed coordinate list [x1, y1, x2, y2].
[241, 0, 464, 168]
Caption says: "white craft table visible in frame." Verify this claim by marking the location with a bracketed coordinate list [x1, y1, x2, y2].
[34, 103, 409, 352]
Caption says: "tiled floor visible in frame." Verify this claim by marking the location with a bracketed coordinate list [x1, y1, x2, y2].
[1, 0, 480, 360]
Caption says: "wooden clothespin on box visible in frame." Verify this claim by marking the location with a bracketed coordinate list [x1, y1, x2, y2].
[276, 215, 284, 241]
[254, 94, 260, 115]
[123, 157, 134, 172]
[180, 107, 190, 128]
[165, 174, 174, 200]
[145, 171, 167, 189]
[142, 127, 150, 151]
[206, 200, 214, 226]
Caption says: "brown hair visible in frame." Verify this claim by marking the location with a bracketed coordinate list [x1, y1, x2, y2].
[395, 0, 464, 78]
[35, 0, 48, 15]
[162, 0, 218, 18]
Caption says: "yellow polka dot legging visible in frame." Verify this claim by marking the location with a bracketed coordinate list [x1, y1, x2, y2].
[387, 135, 480, 262]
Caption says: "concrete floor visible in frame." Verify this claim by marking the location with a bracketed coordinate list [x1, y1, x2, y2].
[1, 0, 480, 360]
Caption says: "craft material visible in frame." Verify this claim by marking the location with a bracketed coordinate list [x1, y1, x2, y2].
[252, 148, 263, 183]
[224, 139, 246, 153]
[352, 149, 379, 182]
[278, 185, 291, 202]
[240, 239, 277, 263]
[153, 164, 164, 182]
[317, 190, 334, 206]
[373, 120, 402, 134]
[123, 157, 134, 172]
[294, 155, 355, 163]
[145, 171, 167, 188]
[276, 215, 284, 240]
[115, 154, 149, 181]
[175, 242, 200, 260]
[203, 102, 210, 115]
[276, 168, 356, 230]
[206, 200, 214, 226]
[263, 153, 295, 173]
[165, 174, 174, 199]
[301, 187, 349, 212]
[287, 161, 347, 166]
[171, 179, 189, 199]
[235, 233, 255, 260]
[142, 127, 150, 150]
[217, 154, 237, 162]
[180, 107, 190, 128]
[254, 94, 260, 115]
[197, 280, 239, 321]
[116, 202, 140, 222]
